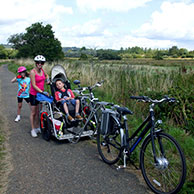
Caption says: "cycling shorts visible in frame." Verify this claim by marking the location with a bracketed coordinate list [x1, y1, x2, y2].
[30, 94, 39, 106]
[17, 97, 30, 103]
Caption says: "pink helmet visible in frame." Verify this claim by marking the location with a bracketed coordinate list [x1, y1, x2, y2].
[18, 66, 27, 73]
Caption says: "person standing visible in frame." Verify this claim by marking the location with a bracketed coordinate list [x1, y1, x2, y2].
[11, 66, 31, 122]
[29, 55, 49, 137]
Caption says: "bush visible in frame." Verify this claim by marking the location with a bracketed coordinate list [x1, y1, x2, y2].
[97, 50, 122, 60]
[0, 45, 7, 59]
[79, 53, 88, 60]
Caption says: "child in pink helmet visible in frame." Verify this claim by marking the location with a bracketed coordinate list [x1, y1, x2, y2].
[11, 66, 31, 122]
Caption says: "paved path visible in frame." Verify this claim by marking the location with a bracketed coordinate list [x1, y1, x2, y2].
[0, 64, 149, 194]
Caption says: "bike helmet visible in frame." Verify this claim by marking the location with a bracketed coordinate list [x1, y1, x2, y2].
[34, 55, 46, 62]
[18, 66, 27, 73]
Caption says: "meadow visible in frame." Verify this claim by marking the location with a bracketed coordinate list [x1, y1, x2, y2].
[5, 58, 194, 193]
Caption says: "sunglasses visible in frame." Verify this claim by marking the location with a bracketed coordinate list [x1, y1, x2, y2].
[19, 71, 26, 74]
[36, 61, 45, 65]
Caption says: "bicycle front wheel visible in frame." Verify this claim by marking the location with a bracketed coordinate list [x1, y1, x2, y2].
[97, 123, 121, 165]
[140, 132, 186, 194]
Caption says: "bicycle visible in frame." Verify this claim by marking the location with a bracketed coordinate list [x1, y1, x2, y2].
[97, 95, 186, 194]
[72, 80, 110, 142]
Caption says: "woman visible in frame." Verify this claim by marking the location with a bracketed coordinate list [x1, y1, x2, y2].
[30, 55, 49, 137]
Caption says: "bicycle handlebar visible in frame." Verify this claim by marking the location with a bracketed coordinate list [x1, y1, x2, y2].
[74, 80, 104, 94]
[130, 95, 176, 104]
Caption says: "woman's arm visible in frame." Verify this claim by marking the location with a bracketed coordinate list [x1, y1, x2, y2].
[30, 70, 44, 93]
[44, 71, 50, 84]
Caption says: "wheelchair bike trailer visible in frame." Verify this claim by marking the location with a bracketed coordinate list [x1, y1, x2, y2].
[38, 64, 95, 142]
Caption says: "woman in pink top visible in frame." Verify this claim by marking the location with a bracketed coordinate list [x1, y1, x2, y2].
[29, 55, 49, 137]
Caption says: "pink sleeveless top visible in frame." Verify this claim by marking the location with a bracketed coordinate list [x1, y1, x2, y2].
[30, 69, 46, 95]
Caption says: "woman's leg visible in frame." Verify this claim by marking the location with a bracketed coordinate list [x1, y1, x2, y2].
[30, 105, 37, 130]
[34, 105, 40, 129]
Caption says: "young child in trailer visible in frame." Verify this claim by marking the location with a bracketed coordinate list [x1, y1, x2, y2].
[11, 66, 31, 122]
[54, 79, 83, 122]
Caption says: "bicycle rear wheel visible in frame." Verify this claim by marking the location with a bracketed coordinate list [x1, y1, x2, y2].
[40, 113, 53, 141]
[140, 132, 186, 194]
[97, 121, 121, 165]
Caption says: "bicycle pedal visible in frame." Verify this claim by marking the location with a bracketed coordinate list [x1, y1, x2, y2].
[116, 165, 126, 170]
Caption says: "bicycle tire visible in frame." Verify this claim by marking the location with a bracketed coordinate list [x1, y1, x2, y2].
[97, 121, 121, 165]
[140, 132, 186, 194]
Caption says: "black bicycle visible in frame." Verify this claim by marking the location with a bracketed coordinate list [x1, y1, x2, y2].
[97, 96, 186, 194]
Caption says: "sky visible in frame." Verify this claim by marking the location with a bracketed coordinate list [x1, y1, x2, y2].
[0, 0, 194, 50]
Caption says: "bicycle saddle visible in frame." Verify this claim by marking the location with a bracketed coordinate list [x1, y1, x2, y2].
[116, 107, 133, 115]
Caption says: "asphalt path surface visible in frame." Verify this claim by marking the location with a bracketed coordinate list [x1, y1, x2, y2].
[0, 64, 149, 194]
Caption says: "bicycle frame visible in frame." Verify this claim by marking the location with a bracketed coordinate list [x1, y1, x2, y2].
[125, 115, 152, 152]
[122, 103, 160, 162]
[82, 101, 111, 131]
[82, 102, 101, 130]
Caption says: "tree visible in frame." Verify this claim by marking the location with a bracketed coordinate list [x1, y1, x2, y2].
[0, 45, 7, 59]
[7, 33, 24, 50]
[8, 22, 64, 61]
[97, 49, 122, 60]
[179, 48, 188, 56]
[169, 46, 179, 57]
[79, 53, 88, 60]
[153, 50, 164, 60]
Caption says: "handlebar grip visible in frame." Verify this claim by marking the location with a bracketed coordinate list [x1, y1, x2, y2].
[169, 98, 176, 102]
[130, 96, 144, 100]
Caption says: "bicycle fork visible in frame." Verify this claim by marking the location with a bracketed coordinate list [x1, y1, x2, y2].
[117, 127, 128, 170]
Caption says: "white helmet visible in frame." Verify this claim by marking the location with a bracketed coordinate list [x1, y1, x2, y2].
[34, 55, 46, 62]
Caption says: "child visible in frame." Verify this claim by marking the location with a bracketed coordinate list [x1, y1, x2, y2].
[55, 79, 83, 122]
[11, 66, 31, 122]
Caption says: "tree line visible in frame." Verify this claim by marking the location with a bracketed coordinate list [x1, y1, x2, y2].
[1, 22, 194, 61]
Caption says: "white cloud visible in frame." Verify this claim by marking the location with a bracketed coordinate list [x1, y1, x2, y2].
[133, 1, 194, 41]
[113, 35, 176, 49]
[62, 29, 176, 50]
[62, 19, 110, 38]
[0, 0, 73, 43]
[76, 0, 152, 12]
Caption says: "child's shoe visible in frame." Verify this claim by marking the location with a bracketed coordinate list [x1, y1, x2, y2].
[75, 114, 83, 121]
[67, 115, 75, 122]
[15, 115, 20, 122]
[31, 129, 38, 137]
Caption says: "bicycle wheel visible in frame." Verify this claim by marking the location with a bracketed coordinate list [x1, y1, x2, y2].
[40, 113, 53, 141]
[140, 132, 186, 194]
[97, 120, 121, 165]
